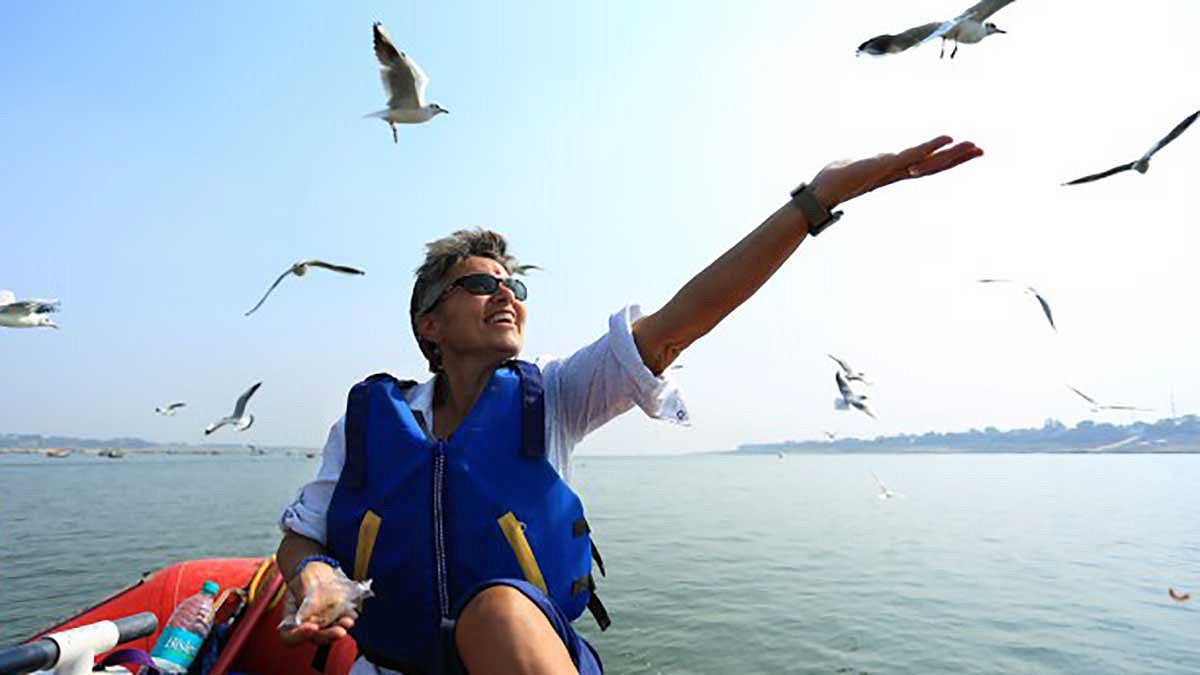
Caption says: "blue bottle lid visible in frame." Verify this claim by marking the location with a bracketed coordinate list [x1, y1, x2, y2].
[201, 580, 220, 596]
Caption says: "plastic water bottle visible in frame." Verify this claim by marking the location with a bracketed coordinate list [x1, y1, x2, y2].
[148, 580, 220, 673]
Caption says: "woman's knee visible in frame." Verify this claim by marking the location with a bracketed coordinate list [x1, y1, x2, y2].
[458, 585, 542, 630]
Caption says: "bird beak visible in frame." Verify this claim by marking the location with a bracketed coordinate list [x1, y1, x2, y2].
[993, 28, 1007, 34]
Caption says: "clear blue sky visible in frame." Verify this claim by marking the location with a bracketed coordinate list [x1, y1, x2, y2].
[3, 1, 1199, 452]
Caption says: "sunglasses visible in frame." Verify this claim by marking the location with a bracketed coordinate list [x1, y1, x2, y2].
[423, 273, 528, 314]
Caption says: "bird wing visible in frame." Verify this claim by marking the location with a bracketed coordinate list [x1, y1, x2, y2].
[245, 268, 294, 316]
[860, 21, 947, 55]
[1063, 162, 1135, 186]
[1103, 405, 1155, 412]
[976, 278, 1011, 284]
[374, 22, 425, 110]
[1144, 109, 1200, 160]
[204, 419, 227, 435]
[870, 471, 888, 492]
[232, 381, 263, 418]
[0, 299, 59, 315]
[960, 0, 1018, 22]
[1067, 386, 1098, 406]
[828, 354, 851, 373]
[304, 260, 366, 275]
[1029, 290, 1055, 330]
[0, 290, 14, 306]
[836, 371, 854, 399]
[512, 264, 543, 275]
[168, 402, 187, 411]
[855, 401, 877, 419]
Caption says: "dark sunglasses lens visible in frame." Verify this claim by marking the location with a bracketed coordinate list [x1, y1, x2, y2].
[460, 274, 500, 295]
[505, 278, 528, 301]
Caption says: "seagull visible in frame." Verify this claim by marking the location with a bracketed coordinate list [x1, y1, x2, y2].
[871, 471, 902, 499]
[977, 279, 1055, 331]
[1067, 386, 1156, 413]
[1064, 110, 1200, 186]
[857, 0, 1016, 59]
[1169, 588, 1191, 602]
[204, 382, 262, 435]
[511, 264, 543, 275]
[245, 260, 365, 316]
[824, 431, 838, 441]
[829, 354, 870, 384]
[366, 22, 449, 143]
[155, 402, 187, 416]
[0, 290, 60, 329]
[835, 371, 876, 419]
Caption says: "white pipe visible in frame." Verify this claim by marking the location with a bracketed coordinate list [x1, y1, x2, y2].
[31, 620, 119, 675]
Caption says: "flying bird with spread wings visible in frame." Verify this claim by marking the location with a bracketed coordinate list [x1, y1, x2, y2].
[835, 371, 876, 419]
[857, 0, 1017, 59]
[1063, 110, 1199, 186]
[365, 21, 449, 143]
[245, 260, 365, 316]
[1067, 386, 1155, 413]
[829, 354, 870, 384]
[155, 402, 187, 416]
[205, 382, 263, 435]
[0, 290, 60, 330]
[977, 279, 1056, 331]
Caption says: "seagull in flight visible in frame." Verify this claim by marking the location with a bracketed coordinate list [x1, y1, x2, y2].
[977, 279, 1055, 331]
[205, 382, 262, 435]
[871, 471, 902, 500]
[829, 354, 870, 384]
[0, 290, 59, 329]
[1067, 386, 1156, 413]
[245, 260, 365, 316]
[824, 431, 838, 441]
[857, 0, 1017, 59]
[155, 402, 187, 416]
[366, 22, 449, 143]
[1169, 588, 1191, 602]
[1064, 110, 1200, 186]
[835, 371, 876, 419]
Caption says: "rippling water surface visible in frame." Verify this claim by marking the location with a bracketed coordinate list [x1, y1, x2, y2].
[2, 453, 1197, 673]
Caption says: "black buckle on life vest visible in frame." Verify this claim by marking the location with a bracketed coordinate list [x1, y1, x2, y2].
[569, 573, 611, 631]
[572, 518, 607, 577]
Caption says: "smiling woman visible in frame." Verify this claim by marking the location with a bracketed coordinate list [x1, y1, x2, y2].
[270, 135, 981, 675]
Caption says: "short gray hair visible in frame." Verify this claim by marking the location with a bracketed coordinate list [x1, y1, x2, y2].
[409, 228, 519, 372]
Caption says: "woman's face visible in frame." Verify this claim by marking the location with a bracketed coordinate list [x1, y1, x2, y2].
[419, 256, 527, 368]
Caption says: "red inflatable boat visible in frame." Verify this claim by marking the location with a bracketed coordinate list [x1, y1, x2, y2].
[21, 557, 359, 674]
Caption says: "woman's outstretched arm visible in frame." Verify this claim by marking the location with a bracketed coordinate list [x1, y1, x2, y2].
[632, 135, 983, 374]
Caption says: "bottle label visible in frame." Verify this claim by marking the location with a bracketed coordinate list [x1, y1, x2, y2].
[150, 626, 204, 668]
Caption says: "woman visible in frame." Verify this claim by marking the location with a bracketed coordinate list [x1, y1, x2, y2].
[275, 135, 982, 675]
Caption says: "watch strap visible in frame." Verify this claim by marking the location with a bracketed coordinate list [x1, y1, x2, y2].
[789, 183, 843, 236]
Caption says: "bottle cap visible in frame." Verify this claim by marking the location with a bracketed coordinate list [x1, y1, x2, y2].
[202, 580, 220, 596]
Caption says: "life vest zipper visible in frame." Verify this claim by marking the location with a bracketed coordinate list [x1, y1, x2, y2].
[433, 440, 450, 619]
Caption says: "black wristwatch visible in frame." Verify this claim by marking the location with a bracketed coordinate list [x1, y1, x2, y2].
[788, 183, 843, 236]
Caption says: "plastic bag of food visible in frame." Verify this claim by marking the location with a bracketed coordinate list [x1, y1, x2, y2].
[278, 567, 373, 630]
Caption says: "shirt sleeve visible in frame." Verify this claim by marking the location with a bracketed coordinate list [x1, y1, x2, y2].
[541, 304, 689, 452]
[277, 416, 346, 546]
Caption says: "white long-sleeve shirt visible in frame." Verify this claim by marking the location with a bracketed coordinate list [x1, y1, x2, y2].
[278, 304, 689, 545]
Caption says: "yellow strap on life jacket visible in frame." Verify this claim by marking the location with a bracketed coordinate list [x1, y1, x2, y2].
[497, 511, 548, 593]
[354, 510, 383, 581]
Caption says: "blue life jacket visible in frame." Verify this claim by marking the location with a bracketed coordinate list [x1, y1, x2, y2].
[325, 361, 608, 673]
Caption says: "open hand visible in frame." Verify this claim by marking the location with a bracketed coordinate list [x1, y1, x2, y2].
[809, 136, 983, 208]
[279, 614, 356, 646]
